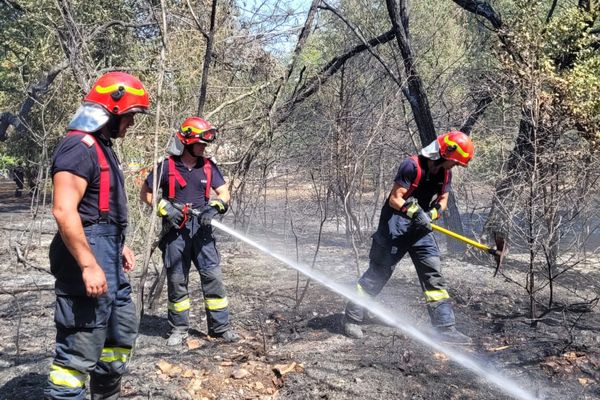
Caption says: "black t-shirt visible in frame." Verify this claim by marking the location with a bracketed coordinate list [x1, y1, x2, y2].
[377, 155, 452, 235]
[394, 155, 452, 210]
[144, 156, 226, 209]
[51, 132, 128, 227]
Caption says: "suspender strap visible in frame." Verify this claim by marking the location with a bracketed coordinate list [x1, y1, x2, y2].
[167, 156, 212, 201]
[403, 155, 422, 199]
[66, 130, 110, 218]
[167, 156, 187, 200]
[203, 157, 212, 201]
[402, 154, 450, 201]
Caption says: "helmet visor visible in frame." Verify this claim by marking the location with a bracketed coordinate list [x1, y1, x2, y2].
[179, 127, 217, 144]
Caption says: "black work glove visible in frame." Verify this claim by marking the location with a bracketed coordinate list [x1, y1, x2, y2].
[199, 199, 228, 226]
[402, 198, 432, 233]
[157, 199, 184, 228]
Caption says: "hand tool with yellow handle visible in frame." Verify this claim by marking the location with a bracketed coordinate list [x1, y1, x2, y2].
[431, 223, 507, 276]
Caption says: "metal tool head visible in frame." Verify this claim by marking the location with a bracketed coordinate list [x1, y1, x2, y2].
[491, 232, 507, 277]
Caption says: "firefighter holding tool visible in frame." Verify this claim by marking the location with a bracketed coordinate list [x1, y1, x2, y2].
[344, 131, 474, 344]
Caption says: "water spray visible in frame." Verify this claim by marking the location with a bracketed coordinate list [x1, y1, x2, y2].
[211, 220, 539, 400]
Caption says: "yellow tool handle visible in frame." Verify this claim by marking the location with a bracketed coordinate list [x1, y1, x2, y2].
[431, 223, 491, 252]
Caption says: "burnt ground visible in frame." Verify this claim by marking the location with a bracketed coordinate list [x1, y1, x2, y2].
[0, 175, 599, 400]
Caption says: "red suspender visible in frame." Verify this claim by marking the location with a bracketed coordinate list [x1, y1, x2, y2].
[402, 155, 449, 199]
[167, 156, 212, 201]
[66, 131, 110, 218]
[203, 158, 212, 201]
[403, 155, 422, 199]
[167, 156, 187, 200]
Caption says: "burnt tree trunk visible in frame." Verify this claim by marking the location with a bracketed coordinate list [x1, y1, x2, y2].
[197, 0, 218, 115]
[386, 0, 479, 251]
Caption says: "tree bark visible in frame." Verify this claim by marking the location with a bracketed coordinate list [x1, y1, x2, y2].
[0, 61, 69, 141]
[197, 0, 218, 115]
[385, 0, 437, 144]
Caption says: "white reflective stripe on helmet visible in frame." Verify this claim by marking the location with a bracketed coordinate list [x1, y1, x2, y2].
[420, 139, 441, 160]
[67, 103, 111, 133]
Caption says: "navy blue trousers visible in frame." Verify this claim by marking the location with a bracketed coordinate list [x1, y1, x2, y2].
[160, 218, 230, 335]
[45, 224, 137, 400]
[346, 213, 450, 323]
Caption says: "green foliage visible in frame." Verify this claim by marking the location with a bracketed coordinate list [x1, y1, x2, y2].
[0, 154, 19, 170]
[542, 7, 600, 137]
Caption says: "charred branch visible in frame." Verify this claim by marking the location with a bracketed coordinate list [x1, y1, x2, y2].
[186, 0, 209, 39]
[451, 0, 502, 29]
[319, 1, 402, 86]
[546, 0, 558, 23]
[1, 0, 23, 11]
[269, 0, 321, 123]
[460, 93, 493, 135]
[197, 0, 218, 115]
[276, 29, 396, 124]
[0, 61, 69, 141]
[385, 0, 437, 144]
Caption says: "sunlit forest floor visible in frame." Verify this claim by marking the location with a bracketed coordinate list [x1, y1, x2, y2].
[0, 177, 598, 399]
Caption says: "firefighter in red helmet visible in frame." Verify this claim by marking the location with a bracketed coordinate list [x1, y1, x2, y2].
[344, 131, 474, 344]
[45, 72, 150, 400]
[140, 116, 239, 346]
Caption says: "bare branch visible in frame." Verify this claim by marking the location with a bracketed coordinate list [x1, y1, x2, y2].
[87, 19, 157, 41]
[186, 0, 209, 39]
[319, 1, 402, 86]
[206, 80, 277, 120]
[546, 0, 558, 24]
[197, 0, 218, 115]
[0, 61, 69, 141]
[277, 29, 396, 124]
[451, 0, 503, 29]
[267, 0, 321, 124]
[460, 92, 493, 135]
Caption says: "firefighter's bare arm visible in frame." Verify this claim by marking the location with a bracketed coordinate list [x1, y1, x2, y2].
[388, 183, 409, 212]
[140, 182, 153, 206]
[52, 171, 108, 298]
[214, 183, 230, 205]
[437, 192, 449, 212]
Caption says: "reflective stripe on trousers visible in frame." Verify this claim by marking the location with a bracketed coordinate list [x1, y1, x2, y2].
[346, 230, 447, 323]
[162, 219, 230, 335]
[45, 224, 138, 400]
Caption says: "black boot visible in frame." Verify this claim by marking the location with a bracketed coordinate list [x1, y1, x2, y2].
[427, 300, 472, 345]
[344, 300, 365, 339]
[90, 375, 121, 400]
[343, 317, 364, 339]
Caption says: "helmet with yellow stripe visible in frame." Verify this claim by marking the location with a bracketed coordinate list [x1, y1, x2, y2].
[437, 131, 473, 166]
[176, 117, 217, 145]
[84, 72, 150, 115]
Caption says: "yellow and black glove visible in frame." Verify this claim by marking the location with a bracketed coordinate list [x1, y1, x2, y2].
[402, 198, 432, 232]
[199, 199, 228, 225]
[157, 199, 184, 228]
[428, 203, 442, 222]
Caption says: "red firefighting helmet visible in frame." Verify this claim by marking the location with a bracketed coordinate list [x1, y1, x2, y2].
[176, 117, 217, 145]
[84, 72, 150, 115]
[437, 131, 474, 166]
